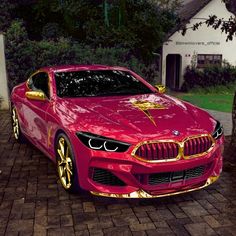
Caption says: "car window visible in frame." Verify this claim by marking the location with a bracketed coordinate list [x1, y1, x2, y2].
[29, 72, 50, 98]
[55, 70, 154, 98]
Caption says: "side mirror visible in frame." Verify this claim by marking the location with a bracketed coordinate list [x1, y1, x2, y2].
[154, 85, 166, 94]
[25, 91, 47, 101]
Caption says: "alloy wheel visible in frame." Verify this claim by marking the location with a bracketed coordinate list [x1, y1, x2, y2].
[57, 137, 73, 189]
[12, 108, 20, 140]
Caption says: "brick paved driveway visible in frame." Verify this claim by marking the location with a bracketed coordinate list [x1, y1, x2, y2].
[0, 111, 236, 236]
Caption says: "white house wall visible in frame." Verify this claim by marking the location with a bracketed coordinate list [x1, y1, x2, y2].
[0, 34, 9, 110]
[162, 0, 236, 88]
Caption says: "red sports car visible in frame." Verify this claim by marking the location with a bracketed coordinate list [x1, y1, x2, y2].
[11, 65, 224, 198]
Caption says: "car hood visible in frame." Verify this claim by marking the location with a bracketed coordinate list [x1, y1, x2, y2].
[56, 93, 216, 144]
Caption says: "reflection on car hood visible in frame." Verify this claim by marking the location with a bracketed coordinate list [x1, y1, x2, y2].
[56, 93, 215, 143]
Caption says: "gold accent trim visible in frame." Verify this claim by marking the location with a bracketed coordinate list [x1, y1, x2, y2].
[132, 100, 166, 127]
[90, 175, 219, 198]
[141, 109, 157, 126]
[48, 126, 53, 147]
[25, 91, 47, 101]
[131, 134, 215, 163]
[154, 84, 166, 94]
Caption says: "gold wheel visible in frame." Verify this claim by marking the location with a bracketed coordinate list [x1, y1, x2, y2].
[12, 107, 20, 140]
[57, 136, 73, 189]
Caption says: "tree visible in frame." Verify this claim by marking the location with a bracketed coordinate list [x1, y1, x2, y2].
[0, 0, 15, 32]
[181, 0, 236, 157]
[11, 0, 179, 60]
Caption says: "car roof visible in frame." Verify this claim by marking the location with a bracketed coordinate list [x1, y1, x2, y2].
[40, 64, 130, 73]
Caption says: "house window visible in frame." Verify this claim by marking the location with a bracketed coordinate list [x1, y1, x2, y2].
[197, 54, 222, 68]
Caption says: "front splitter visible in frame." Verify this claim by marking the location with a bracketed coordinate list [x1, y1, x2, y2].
[90, 175, 219, 198]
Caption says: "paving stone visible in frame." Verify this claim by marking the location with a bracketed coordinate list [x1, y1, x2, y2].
[215, 227, 235, 236]
[148, 209, 175, 221]
[88, 228, 104, 236]
[153, 221, 169, 228]
[61, 214, 73, 227]
[212, 214, 234, 227]
[47, 215, 60, 229]
[166, 218, 192, 236]
[146, 228, 175, 236]
[7, 219, 34, 233]
[34, 216, 47, 232]
[47, 227, 75, 236]
[133, 205, 156, 213]
[0, 110, 236, 236]
[167, 204, 187, 218]
[181, 202, 209, 217]
[129, 223, 156, 231]
[87, 221, 113, 230]
[22, 202, 35, 219]
[112, 214, 138, 226]
[132, 231, 147, 236]
[83, 201, 96, 212]
[138, 217, 152, 223]
[184, 222, 217, 236]
[0, 201, 12, 218]
[203, 215, 221, 228]
[4, 231, 18, 236]
[74, 223, 87, 231]
[107, 203, 130, 210]
[73, 213, 99, 225]
[103, 226, 132, 236]
[75, 229, 90, 236]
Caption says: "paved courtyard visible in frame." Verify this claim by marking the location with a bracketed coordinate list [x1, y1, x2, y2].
[206, 109, 232, 136]
[0, 111, 236, 236]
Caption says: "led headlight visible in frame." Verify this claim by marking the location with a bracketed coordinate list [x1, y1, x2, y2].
[77, 132, 130, 152]
[212, 120, 223, 140]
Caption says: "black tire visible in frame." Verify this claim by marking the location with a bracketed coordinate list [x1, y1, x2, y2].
[11, 106, 26, 143]
[55, 133, 80, 193]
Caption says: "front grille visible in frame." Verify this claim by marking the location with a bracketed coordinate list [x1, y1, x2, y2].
[184, 136, 213, 156]
[135, 142, 179, 161]
[135, 164, 209, 186]
[91, 168, 126, 186]
[134, 135, 214, 162]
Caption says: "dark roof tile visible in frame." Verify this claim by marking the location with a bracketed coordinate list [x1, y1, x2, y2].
[179, 0, 212, 21]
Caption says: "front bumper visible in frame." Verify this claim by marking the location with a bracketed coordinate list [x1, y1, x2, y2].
[71, 134, 223, 198]
[91, 175, 219, 198]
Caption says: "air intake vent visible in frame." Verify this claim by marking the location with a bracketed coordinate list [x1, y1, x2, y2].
[91, 168, 126, 186]
[135, 164, 209, 186]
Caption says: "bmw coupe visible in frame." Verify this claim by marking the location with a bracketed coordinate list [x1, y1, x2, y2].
[10, 65, 224, 198]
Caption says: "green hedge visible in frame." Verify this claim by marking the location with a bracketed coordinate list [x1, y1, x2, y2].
[181, 65, 236, 91]
[6, 21, 160, 91]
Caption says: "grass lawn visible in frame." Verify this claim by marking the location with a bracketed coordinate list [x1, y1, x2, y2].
[177, 93, 233, 113]
[171, 82, 235, 113]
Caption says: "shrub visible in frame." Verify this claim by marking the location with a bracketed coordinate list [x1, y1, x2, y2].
[182, 65, 236, 92]
[6, 20, 159, 91]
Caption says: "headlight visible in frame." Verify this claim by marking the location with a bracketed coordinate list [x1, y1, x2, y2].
[212, 120, 223, 140]
[77, 132, 130, 152]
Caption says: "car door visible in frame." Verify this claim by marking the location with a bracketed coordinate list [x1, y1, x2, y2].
[23, 71, 51, 151]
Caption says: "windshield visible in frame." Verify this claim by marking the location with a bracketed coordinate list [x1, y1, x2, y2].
[55, 70, 154, 97]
